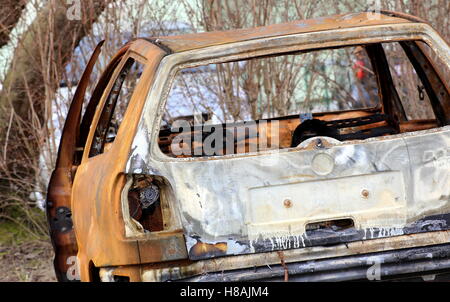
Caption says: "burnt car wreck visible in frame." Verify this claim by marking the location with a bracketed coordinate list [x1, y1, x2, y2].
[47, 11, 450, 282]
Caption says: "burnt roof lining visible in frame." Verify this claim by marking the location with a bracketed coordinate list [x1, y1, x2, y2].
[378, 10, 429, 25]
[140, 11, 420, 54]
[152, 12, 414, 53]
[144, 38, 173, 54]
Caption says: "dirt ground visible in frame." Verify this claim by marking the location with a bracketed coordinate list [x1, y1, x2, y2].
[0, 240, 56, 282]
[0, 219, 57, 282]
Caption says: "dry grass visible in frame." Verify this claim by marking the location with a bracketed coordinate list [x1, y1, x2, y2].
[0, 220, 55, 282]
[0, 240, 56, 282]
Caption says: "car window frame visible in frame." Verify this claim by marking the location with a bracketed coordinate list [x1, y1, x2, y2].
[399, 41, 450, 125]
[82, 51, 147, 162]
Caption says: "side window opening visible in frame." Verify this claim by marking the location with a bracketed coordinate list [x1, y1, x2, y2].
[383, 42, 436, 121]
[418, 41, 450, 85]
[402, 41, 450, 125]
[89, 57, 144, 157]
[158, 42, 448, 159]
[74, 58, 123, 165]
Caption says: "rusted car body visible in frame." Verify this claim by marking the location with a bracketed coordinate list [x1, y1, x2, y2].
[47, 11, 450, 282]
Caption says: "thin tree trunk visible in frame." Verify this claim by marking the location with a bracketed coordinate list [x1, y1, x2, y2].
[0, 0, 27, 48]
[0, 0, 112, 200]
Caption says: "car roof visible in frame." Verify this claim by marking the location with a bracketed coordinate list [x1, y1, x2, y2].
[146, 11, 421, 53]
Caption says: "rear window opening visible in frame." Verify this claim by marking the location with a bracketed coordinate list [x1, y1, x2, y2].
[158, 42, 449, 158]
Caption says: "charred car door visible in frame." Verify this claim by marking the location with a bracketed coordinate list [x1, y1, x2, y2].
[46, 42, 104, 281]
[70, 43, 177, 281]
[46, 41, 131, 281]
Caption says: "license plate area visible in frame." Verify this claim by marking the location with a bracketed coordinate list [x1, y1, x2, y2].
[246, 171, 407, 239]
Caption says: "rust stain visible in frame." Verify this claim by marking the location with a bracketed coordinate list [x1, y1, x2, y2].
[277, 251, 289, 282]
[189, 240, 228, 258]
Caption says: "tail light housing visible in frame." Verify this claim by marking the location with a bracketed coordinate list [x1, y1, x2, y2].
[126, 175, 164, 232]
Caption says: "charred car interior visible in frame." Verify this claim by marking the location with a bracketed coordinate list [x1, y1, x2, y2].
[46, 11, 450, 282]
[158, 41, 449, 158]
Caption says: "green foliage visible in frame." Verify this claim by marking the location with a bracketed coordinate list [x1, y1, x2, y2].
[0, 206, 48, 243]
